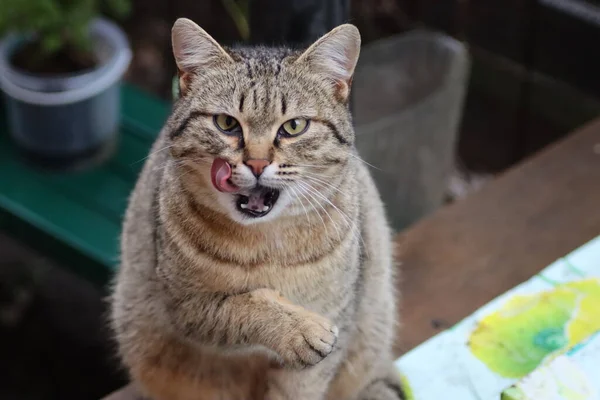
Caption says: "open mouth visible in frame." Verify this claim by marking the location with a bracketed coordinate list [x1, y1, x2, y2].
[236, 186, 280, 218]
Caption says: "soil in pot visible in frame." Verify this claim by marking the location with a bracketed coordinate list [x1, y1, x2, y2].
[11, 42, 98, 75]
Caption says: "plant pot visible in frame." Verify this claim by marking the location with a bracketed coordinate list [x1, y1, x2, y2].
[353, 30, 470, 231]
[0, 18, 132, 170]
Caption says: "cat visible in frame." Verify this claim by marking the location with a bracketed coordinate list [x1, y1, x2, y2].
[110, 17, 404, 400]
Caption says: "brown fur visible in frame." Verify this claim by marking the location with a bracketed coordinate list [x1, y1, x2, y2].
[110, 18, 403, 400]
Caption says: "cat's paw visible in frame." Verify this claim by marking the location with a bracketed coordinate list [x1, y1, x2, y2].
[277, 313, 338, 369]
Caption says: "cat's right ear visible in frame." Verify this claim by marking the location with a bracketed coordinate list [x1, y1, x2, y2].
[171, 18, 233, 94]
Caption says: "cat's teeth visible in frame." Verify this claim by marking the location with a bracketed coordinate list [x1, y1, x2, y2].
[262, 205, 270, 212]
[240, 203, 248, 209]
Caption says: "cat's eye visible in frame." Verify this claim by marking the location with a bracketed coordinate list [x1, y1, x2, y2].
[279, 118, 309, 137]
[214, 114, 241, 135]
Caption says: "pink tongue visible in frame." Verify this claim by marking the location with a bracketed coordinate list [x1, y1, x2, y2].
[211, 158, 238, 193]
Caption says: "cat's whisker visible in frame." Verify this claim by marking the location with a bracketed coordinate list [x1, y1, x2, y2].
[300, 171, 336, 181]
[291, 163, 331, 169]
[300, 181, 365, 249]
[296, 181, 343, 242]
[152, 158, 185, 173]
[300, 181, 354, 227]
[303, 180, 357, 224]
[303, 174, 352, 198]
[179, 156, 212, 165]
[152, 157, 211, 182]
[171, 162, 203, 183]
[298, 170, 337, 180]
[288, 186, 312, 228]
[343, 151, 383, 171]
[131, 144, 176, 166]
[293, 185, 329, 237]
[298, 185, 338, 242]
[173, 168, 195, 183]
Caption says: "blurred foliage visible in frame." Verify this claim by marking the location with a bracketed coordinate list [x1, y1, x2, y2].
[221, 0, 249, 40]
[0, 0, 131, 58]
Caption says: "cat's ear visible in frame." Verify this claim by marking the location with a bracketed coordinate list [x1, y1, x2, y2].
[171, 18, 233, 94]
[296, 24, 361, 102]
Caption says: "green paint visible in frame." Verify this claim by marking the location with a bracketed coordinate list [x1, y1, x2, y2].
[470, 279, 600, 379]
[563, 257, 586, 277]
[0, 84, 169, 286]
[469, 288, 576, 378]
[533, 327, 567, 351]
[537, 273, 560, 287]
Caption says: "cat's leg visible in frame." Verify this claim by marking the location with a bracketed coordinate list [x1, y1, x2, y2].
[265, 349, 346, 400]
[353, 364, 406, 400]
[327, 350, 406, 400]
[325, 289, 399, 400]
[166, 287, 339, 369]
[116, 285, 338, 399]
[131, 359, 224, 400]
[124, 328, 268, 400]
[132, 359, 269, 400]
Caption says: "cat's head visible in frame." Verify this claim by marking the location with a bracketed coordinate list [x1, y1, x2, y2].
[167, 18, 360, 225]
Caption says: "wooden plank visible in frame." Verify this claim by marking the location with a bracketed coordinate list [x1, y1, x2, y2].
[394, 116, 600, 355]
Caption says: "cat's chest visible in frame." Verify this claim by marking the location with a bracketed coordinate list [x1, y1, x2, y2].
[191, 248, 349, 290]
[235, 240, 359, 309]
[162, 221, 359, 311]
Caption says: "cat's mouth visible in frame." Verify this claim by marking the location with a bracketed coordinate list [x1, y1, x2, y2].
[210, 158, 280, 218]
[236, 186, 280, 218]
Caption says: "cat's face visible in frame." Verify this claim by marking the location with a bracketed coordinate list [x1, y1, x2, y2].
[167, 19, 360, 225]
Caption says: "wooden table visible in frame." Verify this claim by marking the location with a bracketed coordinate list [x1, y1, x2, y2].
[394, 116, 600, 355]
[103, 117, 600, 399]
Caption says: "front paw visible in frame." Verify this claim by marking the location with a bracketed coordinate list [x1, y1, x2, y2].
[276, 312, 338, 369]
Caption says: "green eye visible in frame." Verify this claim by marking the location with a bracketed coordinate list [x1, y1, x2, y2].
[214, 114, 241, 134]
[280, 118, 309, 137]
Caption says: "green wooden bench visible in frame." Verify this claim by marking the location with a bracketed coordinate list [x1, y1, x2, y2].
[0, 85, 170, 286]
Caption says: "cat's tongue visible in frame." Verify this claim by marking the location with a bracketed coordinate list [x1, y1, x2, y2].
[211, 158, 238, 193]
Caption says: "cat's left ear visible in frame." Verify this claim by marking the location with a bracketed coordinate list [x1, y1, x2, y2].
[296, 24, 361, 102]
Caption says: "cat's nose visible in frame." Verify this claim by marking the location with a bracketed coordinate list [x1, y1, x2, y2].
[245, 159, 270, 177]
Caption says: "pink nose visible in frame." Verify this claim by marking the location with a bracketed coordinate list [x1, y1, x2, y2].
[245, 159, 270, 177]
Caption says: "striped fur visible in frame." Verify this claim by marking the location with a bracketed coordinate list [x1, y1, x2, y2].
[110, 18, 401, 400]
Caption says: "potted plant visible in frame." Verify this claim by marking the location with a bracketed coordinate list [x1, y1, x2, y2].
[0, 0, 132, 170]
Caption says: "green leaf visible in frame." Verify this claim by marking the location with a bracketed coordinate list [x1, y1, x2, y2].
[0, 0, 131, 58]
[105, 0, 131, 18]
[41, 32, 64, 54]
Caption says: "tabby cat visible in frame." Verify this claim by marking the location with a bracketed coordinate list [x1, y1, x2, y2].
[110, 17, 403, 400]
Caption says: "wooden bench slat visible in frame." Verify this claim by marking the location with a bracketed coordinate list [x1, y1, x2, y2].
[0, 84, 169, 285]
[0, 146, 122, 268]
